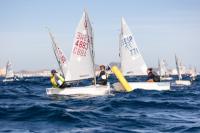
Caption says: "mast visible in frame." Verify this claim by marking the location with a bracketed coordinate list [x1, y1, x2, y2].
[119, 18, 123, 71]
[92, 27, 96, 86]
[158, 58, 161, 77]
[175, 54, 182, 80]
[47, 28, 68, 79]
[48, 31, 64, 75]
[85, 10, 96, 86]
[5, 61, 8, 77]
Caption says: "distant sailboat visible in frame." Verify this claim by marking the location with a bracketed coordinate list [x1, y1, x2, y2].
[175, 55, 191, 86]
[113, 17, 170, 91]
[158, 59, 173, 81]
[46, 11, 110, 96]
[3, 61, 15, 82]
[190, 67, 197, 81]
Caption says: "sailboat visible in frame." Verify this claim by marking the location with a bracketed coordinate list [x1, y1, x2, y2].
[3, 61, 15, 82]
[46, 11, 111, 96]
[158, 59, 173, 81]
[175, 55, 191, 86]
[113, 17, 170, 91]
[190, 67, 197, 81]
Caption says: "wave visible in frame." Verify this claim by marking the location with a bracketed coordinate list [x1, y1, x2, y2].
[0, 76, 200, 132]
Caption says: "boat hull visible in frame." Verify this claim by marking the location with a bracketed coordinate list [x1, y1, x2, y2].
[160, 77, 173, 81]
[175, 80, 191, 86]
[3, 78, 15, 82]
[46, 84, 111, 96]
[113, 82, 170, 91]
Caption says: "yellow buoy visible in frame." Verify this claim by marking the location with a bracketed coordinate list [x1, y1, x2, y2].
[111, 66, 133, 92]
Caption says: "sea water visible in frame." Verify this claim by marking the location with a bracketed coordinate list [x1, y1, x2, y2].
[0, 75, 200, 133]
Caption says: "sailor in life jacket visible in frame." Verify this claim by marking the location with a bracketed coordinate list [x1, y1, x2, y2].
[96, 65, 108, 85]
[50, 69, 65, 88]
[146, 68, 160, 82]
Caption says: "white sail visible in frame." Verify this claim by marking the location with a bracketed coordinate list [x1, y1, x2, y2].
[190, 67, 197, 77]
[159, 59, 169, 77]
[175, 55, 182, 80]
[120, 17, 147, 76]
[5, 61, 14, 78]
[193, 67, 197, 77]
[48, 31, 68, 79]
[65, 11, 95, 81]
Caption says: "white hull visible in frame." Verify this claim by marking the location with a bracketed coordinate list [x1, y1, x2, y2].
[113, 82, 170, 91]
[175, 80, 191, 86]
[3, 78, 15, 82]
[160, 77, 173, 81]
[46, 84, 111, 96]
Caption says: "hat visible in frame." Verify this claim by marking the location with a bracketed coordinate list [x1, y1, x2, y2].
[51, 69, 57, 74]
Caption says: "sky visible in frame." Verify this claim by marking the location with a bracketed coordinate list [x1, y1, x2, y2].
[0, 0, 200, 71]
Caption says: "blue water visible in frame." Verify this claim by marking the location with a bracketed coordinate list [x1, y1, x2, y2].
[0, 75, 200, 133]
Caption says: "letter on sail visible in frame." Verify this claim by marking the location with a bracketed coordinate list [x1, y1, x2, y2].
[120, 17, 147, 76]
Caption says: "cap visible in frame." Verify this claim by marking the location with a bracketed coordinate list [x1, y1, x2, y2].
[51, 69, 57, 74]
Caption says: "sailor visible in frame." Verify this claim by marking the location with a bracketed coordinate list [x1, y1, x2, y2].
[96, 65, 108, 85]
[147, 68, 160, 82]
[50, 69, 65, 88]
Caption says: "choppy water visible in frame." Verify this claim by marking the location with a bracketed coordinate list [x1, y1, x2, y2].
[0, 75, 200, 133]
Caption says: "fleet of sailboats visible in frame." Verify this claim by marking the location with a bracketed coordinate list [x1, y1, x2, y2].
[2, 10, 197, 95]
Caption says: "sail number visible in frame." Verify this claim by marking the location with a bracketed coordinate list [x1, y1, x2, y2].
[57, 47, 66, 64]
[121, 35, 139, 56]
[73, 32, 89, 56]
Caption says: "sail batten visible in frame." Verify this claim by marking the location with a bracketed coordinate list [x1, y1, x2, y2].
[120, 18, 147, 76]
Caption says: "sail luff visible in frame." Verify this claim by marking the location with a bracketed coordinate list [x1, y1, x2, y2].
[175, 55, 182, 80]
[158, 58, 162, 76]
[119, 18, 123, 71]
[85, 11, 96, 85]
